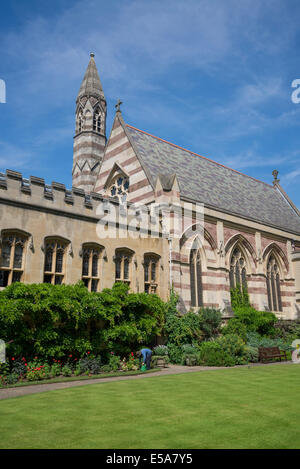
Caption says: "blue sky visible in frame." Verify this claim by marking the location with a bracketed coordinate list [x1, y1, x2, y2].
[0, 0, 300, 207]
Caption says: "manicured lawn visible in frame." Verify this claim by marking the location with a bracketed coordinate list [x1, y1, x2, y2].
[0, 364, 300, 449]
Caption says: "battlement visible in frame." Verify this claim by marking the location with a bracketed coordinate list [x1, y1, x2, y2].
[0, 169, 161, 227]
[0, 169, 108, 218]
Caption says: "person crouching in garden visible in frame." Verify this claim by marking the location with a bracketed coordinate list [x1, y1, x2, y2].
[138, 347, 152, 370]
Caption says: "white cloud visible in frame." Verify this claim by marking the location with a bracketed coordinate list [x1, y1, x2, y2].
[281, 168, 300, 183]
[0, 0, 300, 200]
[0, 142, 32, 171]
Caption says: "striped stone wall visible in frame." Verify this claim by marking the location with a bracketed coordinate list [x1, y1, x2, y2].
[72, 95, 106, 193]
[94, 115, 154, 204]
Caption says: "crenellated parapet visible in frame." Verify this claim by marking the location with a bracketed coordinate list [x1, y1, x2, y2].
[0, 169, 108, 218]
[0, 170, 164, 237]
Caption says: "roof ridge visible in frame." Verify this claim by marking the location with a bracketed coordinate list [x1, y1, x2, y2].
[125, 124, 274, 189]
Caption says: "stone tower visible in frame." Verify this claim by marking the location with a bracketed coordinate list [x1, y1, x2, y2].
[72, 53, 107, 192]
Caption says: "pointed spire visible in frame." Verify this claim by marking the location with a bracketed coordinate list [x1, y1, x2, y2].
[77, 53, 105, 101]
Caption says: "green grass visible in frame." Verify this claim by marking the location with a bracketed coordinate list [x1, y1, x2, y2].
[1, 364, 300, 449]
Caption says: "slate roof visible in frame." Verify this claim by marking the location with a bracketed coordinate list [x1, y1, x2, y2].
[125, 124, 300, 235]
[77, 53, 105, 100]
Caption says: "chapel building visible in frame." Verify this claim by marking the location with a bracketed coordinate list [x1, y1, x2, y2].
[1, 54, 300, 319]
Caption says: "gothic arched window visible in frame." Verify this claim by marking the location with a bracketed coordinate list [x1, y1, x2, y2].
[144, 254, 159, 294]
[78, 109, 83, 133]
[0, 232, 27, 287]
[109, 175, 129, 204]
[81, 244, 102, 292]
[190, 249, 203, 307]
[229, 248, 247, 291]
[93, 108, 101, 133]
[43, 238, 68, 285]
[266, 256, 282, 312]
[115, 249, 133, 285]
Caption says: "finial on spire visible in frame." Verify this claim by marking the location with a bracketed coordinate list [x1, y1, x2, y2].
[272, 169, 280, 185]
[90, 52, 95, 58]
[115, 99, 123, 113]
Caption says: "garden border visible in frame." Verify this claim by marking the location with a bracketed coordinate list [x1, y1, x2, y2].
[0, 368, 161, 390]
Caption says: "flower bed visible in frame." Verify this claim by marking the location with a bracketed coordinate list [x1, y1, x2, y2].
[0, 352, 146, 387]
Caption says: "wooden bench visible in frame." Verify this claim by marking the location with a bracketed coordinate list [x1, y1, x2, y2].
[258, 346, 287, 362]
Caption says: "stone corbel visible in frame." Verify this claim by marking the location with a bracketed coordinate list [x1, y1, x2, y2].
[29, 236, 34, 253]
[102, 249, 108, 262]
[256, 248, 262, 264]
[217, 241, 225, 257]
[69, 243, 73, 257]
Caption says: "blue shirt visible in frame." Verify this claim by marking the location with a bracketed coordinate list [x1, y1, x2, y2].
[140, 348, 152, 361]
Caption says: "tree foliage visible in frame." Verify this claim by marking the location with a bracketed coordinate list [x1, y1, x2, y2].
[0, 282, 166, 359]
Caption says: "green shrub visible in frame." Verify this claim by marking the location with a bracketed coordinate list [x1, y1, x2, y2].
[74, 364, 82, 376]
[164, 292, 222, 363]
[0, 362, 9, 377]
[77, 355, 102, 375]
[100, 365, 112, 373]
[61, 365, 72, 377]
[153, 345, 168, 356]
[222, 318, 248, 341]
[6, 373, 19, 385]
[11, 358, 27, 379]
[182, 354, 198, 366]
[26, 361, 51, 381]
[181, 344, 198, 366]
[246, 332, 292, 351]
[108, 354, 121, 371]
[198, 341, 236, 367]
[167, 343, 183, 364]
[198, 308, 222, 339]
[197, 333, 248, 367]
[234, 307, 277, 336]
[216, 334, 246, 359]
[274, 320, 300, 342]
[0, 282, 166, 361]
[181, 344, 197, 355]
[244, 345, 259, 363]
[50, 362, 62, 377]
[230, 285, 250, 310]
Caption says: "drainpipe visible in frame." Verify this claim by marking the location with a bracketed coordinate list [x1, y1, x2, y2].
[168, 235, 173, 291]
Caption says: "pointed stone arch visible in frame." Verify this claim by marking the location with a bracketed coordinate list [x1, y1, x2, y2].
[262, 242, 289, 277]
[180, 223, 217, 252]
[225, 234, 256, 272]
[263, 244, 286, 312]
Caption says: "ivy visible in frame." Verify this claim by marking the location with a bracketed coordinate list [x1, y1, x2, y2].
[0, 281, 166, 360]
